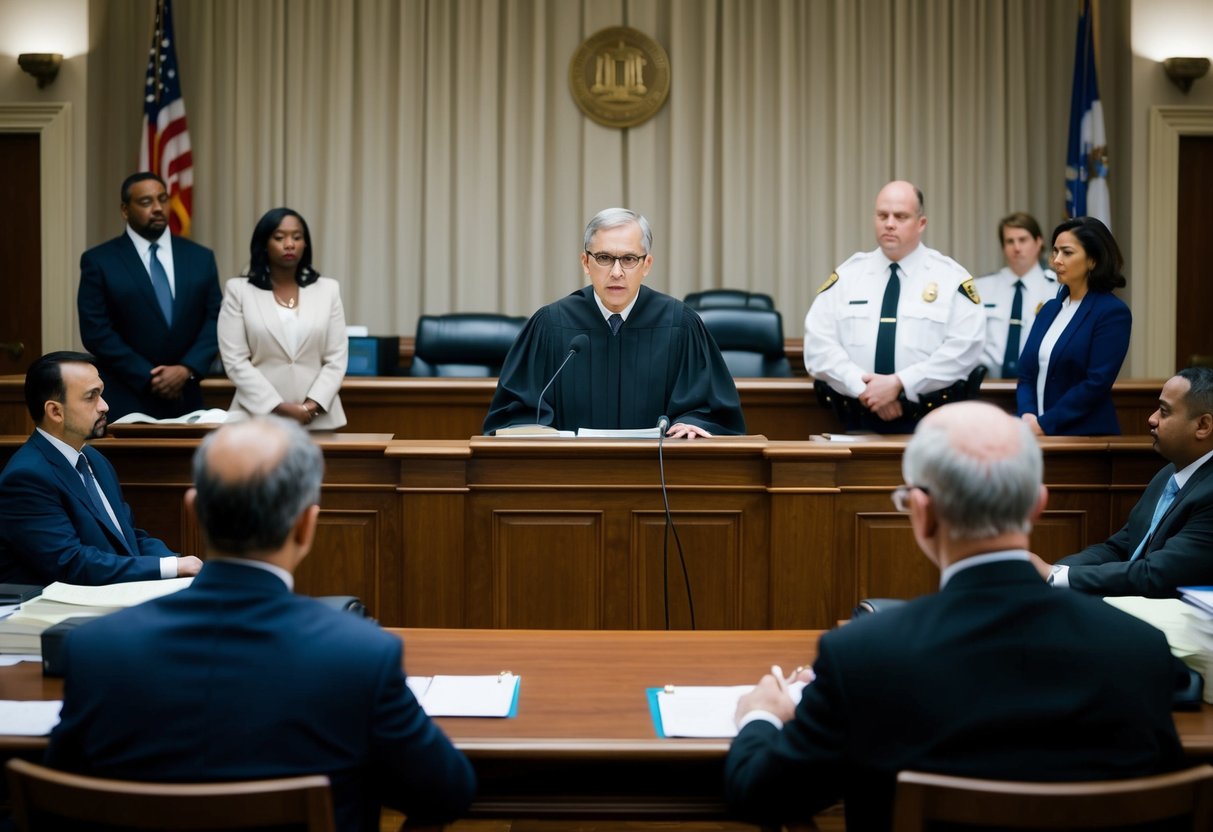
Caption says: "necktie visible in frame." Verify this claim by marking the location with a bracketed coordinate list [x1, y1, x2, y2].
[874, 263, 900, 375]
[148, 242, 174, 325]
[1001, 280, 1025, 378]
[76, 454, 122, 539]
[1130, 475, 1179, 561]
[609, 313, 623, 336]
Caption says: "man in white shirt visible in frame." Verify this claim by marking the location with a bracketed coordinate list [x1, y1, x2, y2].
[1036, 367, 1213, 596]
[974, 212, 1058, 379]
[0, 352, 202, 585]
[725, 401, 1183, 829]
[804, 181, 985, 433]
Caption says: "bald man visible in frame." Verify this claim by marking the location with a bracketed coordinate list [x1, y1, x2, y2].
[804, 181, 986, 433]
[725, 402, 1184, 830]
[47, 417, 475, 830]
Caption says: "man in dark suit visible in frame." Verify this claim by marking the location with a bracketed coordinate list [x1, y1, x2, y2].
[1034, 367, 1213, 596]
[46, 416, 476, 830]
[0, 352, 201, 585]
[78, 172, 222, 420]
[725, 401, 1183, 830]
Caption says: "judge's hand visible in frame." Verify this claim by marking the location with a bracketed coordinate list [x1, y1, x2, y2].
[667, 422, 712, 440]
[859, 373, 903, 412]
[1022, 412, 1044, 436]
[735, 672, 799, 725]
[150, 365, 191, 399]
[175, 556, 203, 577]
[1027, 552, 1053, 581]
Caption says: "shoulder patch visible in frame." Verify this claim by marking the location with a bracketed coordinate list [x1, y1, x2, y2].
[958, 278, 981, 304]
[817, 272, 839, 294]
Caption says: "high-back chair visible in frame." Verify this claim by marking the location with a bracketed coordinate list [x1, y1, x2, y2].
[697, 307, 792, 377]
[891, 765, 1213, 831]
[684, 289, 776, 311]
[408, 313, 526, 377]
[6, 758, 336, 831]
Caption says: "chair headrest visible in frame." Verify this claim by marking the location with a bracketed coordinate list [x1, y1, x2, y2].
[684, 290, 775, 310]
[413, 313, 526, 365]
[697, 307, 784, 353]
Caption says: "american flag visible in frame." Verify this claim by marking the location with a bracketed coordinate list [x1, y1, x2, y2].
[139, 0, 194, 237]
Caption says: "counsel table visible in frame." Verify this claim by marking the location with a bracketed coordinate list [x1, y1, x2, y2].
[2, 628, 1211, 819]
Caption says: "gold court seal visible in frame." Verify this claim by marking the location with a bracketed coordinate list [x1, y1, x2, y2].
[569, 26, 670, 129]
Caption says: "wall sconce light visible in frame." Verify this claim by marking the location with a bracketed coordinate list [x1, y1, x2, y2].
[17, 53, 63, 89]
[1163, 57, 1211, 94]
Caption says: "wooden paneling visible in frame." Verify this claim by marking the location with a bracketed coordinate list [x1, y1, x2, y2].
[0, 434, 1165, 630]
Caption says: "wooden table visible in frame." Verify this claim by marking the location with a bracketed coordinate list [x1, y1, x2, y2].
[3, 628, 1212, 819]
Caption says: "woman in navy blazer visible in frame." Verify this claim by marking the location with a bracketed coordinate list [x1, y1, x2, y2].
[1016, 217, 1130, 436]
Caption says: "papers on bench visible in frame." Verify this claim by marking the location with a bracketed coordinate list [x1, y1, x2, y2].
[648, 681, 807, 738]
[0, 700, 62, 736]
[111, 408, 229, 425]
[406, 674, 520, 717]
[493, 426, 662, 439]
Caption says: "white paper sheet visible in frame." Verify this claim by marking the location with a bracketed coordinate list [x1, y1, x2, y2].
[657, 681, 807, 738]
[406, 674, 519, 717]
[0, 700, 62, 736]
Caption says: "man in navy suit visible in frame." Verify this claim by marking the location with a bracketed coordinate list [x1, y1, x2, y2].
[46, 416, 476, 830]
[725, 402, 1183, 830]
[0, 352, 202, 585]
[78, 172, 222, 420]
[1035, 367, 1213, 596]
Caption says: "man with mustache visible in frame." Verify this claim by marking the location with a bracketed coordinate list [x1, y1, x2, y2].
[78, 172, 222, 420]
[0, 352, 201, 585]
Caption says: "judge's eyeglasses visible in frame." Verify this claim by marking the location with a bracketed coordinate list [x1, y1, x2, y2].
[586, 251, 646, 270]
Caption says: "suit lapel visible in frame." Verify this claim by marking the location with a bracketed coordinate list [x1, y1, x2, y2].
[83, 447, 139, 557]
[116, 235, 170, 327]
[1047, 291, 1096, 371]
[1151, 458, 1213, 547]
[31, 434, 135, 557]
[250, 284, 294, 357]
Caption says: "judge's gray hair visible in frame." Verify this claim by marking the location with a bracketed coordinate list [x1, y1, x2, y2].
[583, 208, 652, 254]
[902, 413, 1041, 540]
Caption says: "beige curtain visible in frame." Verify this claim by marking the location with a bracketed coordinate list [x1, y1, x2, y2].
[87, 0, 1079, 338]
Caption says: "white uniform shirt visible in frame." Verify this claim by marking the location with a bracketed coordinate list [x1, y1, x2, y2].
[974, 264, 1057, 378]
[803, 243, 986, 402]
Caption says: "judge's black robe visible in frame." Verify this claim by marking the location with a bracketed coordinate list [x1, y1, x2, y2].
[483, 285, 746, 435]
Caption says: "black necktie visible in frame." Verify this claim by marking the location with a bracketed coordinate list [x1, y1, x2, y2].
[148, 242, 174, 325]
[874, 263, 900, 375]
[76, 454, 122, 539]
[609, 313, 623, 336]
[1001, 279, 1025, 378]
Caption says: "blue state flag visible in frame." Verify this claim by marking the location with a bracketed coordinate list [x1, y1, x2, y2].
[1064, 0, 1110, 228]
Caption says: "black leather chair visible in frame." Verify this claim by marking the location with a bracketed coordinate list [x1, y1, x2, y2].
[697, 307, 792, 378]
[683, 289, 776, 310]
[408, 313, 526, 377]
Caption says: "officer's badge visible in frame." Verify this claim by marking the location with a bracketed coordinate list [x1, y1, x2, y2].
[817, 272, 839, 294]
[959, 278, 981, 304]
[922, 282, 938, 302]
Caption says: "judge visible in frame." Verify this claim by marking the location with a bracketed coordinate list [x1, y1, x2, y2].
[483, 208, 745, 438]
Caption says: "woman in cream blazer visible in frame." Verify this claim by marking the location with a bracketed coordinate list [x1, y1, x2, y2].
[218, 208, 348, 430]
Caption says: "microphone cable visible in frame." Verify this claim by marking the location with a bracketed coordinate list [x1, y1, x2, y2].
[656, 416, 695, 631]
[535, 334, 589, 426]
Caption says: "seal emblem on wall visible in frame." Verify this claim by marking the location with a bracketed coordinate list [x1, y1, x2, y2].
[569, 26, 671, 129]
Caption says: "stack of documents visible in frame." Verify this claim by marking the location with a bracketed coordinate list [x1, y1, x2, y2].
[0, 578, 192, 655]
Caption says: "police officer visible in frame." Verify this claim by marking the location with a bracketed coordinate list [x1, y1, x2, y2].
[974, 212, 1058, 380]
[804, 180, 985, 433]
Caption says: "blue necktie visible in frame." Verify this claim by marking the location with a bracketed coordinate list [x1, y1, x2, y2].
[609, 313, 623, 336]
[148, 242, 174, 325]
[1001, 280, 1024, 378]
[874, 263, 900, 375]
[1130, 475, 1179, 562]
[76, 454, 123, 540]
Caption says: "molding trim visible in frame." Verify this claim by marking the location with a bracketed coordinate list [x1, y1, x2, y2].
[1146, 106, 1213, 375]
[0, 103, 74, 354]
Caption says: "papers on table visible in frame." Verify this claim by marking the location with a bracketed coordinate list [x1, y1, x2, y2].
[1106, 594, 1213, 704]
[493, 426, 663, 439]
[0, 700, 61, 736]
[648, 681, 807, 738]
[111, 408, 228, 425]
[406, 674, 520, 717]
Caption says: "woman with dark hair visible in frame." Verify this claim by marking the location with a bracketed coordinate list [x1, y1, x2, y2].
[217, 208, 348, 429]
[1016, 216, 1130, 436]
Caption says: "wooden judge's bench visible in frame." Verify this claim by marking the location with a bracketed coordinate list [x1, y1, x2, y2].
[0, 391, 1166, 630]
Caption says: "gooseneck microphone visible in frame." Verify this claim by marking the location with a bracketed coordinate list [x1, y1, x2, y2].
[656, 414, 696, 630]
[535, 334, 589, 426]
